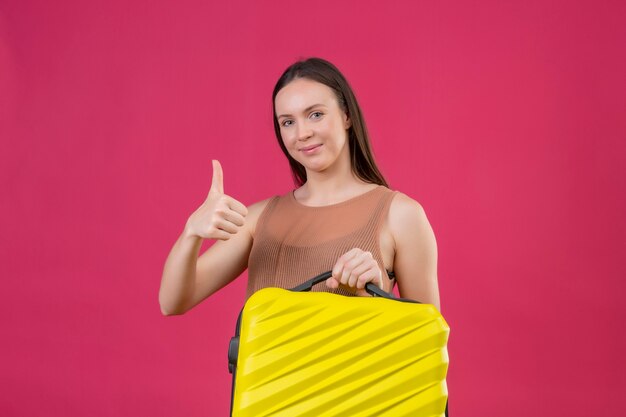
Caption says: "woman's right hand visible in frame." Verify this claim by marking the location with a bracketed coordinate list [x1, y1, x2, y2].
[184, 160, 248, 240]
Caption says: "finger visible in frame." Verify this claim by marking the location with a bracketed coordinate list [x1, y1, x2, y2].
[326, 277, 338, 289]
[342, 251, 371, 285]
[332, 248, 361, 280]
[355, 288, 373, 297]
[214, 218, 240, 234]
[356, 269, 382, 290]
[348, 262, 371, 287]
[210, 160, 224, 194]
[225, 196, 249, 217]
[221, 208, 246, 227]
[210, 227, 232, 241]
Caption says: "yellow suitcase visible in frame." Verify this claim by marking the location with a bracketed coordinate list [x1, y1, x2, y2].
[228, 270, 450, 416]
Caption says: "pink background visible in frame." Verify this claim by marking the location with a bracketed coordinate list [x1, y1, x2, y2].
[1, 0, 625, 415]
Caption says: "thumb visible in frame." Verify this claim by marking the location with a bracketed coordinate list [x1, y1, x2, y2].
[210, 160, 224, 194]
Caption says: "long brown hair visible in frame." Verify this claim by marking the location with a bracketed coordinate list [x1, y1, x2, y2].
[272, 57, 389, 188]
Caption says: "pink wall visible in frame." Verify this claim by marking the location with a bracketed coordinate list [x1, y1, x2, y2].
[1, 0, 624, 415]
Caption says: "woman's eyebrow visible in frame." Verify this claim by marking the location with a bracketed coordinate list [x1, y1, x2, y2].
[277, 104, 327, 119]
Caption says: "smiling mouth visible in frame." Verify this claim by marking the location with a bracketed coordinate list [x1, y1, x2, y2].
[300, 144, 322, 151]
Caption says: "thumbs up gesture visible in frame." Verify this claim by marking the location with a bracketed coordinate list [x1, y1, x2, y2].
[184, 160, 249, 240]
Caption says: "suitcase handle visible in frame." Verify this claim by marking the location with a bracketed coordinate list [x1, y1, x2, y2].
[288, 270, 421, 303]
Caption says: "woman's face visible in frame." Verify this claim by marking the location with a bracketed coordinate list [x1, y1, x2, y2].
[275, 78, 351, 174]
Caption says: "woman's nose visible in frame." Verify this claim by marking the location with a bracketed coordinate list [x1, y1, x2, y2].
[296, 122, 313, 141]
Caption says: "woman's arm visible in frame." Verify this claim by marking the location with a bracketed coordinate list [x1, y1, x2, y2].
[159, 218, 253, 316]
[160, 159, 276, 315]
[159, 197, 274, 315]
[388, 193, 441, 311]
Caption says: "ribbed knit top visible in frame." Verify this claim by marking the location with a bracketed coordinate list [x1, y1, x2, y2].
[245, 185, 399, 302]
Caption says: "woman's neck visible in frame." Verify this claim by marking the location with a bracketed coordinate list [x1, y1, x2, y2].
[295, 174, 376, 206]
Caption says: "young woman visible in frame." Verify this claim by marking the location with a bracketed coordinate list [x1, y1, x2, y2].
[159, 57, 441, 315]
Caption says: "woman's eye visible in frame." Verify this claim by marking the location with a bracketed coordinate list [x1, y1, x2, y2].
[281, 112, 322, 127]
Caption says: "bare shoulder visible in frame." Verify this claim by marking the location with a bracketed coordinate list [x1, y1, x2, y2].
[389, 191, 426, 223]
[246, 196, 275, 215]
[245, 195, 277, 237]
[388, 192, 429, 245]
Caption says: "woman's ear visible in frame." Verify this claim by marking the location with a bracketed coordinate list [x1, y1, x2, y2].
[344, 113, 351, 129]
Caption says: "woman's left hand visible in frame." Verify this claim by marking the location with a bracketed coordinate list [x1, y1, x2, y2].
[326, 248, 385, 297]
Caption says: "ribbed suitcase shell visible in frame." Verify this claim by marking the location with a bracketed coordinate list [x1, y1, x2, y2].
[229, 276, 450, 417]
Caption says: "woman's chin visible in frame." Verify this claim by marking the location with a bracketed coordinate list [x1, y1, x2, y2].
[303, 162, 332, 173]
